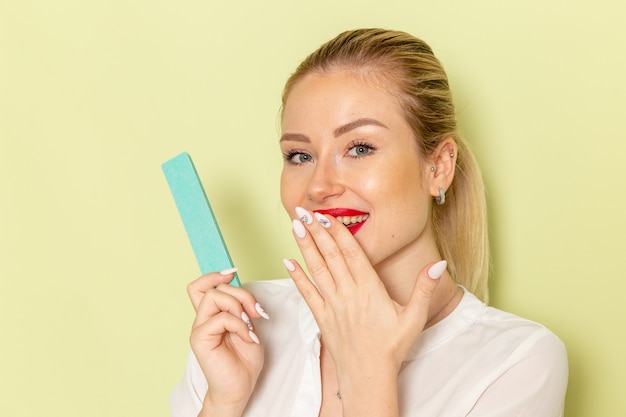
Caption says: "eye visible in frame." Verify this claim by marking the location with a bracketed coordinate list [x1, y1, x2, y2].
[283, 151, 313, 165]
[347, 141, 375, 158]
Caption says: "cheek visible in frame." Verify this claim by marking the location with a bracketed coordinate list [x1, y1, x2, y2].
[380, 162, 430, 219]
[373, 162, 424, 198]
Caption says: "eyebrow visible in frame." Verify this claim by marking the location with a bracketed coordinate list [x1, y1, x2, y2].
[279, 132, 310, 143]
[280, 118, 388, 143]
[333, 118, 388, 137]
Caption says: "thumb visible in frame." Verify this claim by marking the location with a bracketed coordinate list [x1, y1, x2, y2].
[404, 260, 447, 326]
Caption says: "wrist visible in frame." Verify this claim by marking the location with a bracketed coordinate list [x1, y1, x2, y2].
[199, 393, 247, 417]
[338, 367, 399, 414]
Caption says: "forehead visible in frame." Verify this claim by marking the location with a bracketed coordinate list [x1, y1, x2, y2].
[281, 70, 406, 132]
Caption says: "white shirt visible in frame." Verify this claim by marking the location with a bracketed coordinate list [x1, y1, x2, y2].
[170, 279, 568, 417]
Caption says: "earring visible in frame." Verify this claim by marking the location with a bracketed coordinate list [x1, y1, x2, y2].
[450, 152, 454, 158]
[435, 187, 446, 205]
[430, 166, 435, 172]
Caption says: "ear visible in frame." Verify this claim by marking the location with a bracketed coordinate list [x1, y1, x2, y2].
[427, 137, 457, 197]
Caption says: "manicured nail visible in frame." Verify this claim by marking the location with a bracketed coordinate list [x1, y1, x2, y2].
[249, 330, 260, 345]
[427, 260, 447, 279]
[255, 303, 270, 320]
[282, 258, 296, 272]
[314, 212, 331, 228]
[219, 267, 239, 276]
[292, 219, 307, 238]
[295, 207, 313, 225]
[241, 312, 253, 330]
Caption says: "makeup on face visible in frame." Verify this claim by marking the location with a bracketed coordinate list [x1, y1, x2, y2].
[314, 208, 369, 234]
[280, 70, 432, 267]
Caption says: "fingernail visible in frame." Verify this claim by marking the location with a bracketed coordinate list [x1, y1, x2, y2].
[295, 207, 313, 225]
[219, 267, 239, 276]
[255, 303, 270, 320]
[242, 312, 253, 330]
[249, 330, 260, 345]
[314, 212, 331, 228]
[282, 258, 296, 272]
[428, 260, 447, 279]
[292, 219, 307, 238]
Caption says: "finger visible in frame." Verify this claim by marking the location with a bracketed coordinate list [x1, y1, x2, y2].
[310, 212, 376, 288]
[193, 288, 249, 330]
[291, 217, 340, 295]
[187, 269, 239, 311]
[294, 208, 356, 291]
[282, 258, 325, 315]
[215, 283, 270, 320]
[403, 260, 446, 326]
[190, 311, 261, 349]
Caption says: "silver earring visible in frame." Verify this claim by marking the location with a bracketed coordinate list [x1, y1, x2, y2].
[450, 152, 454, 158]
[430, 166, 435, 172]
[435, 187, 446, 205]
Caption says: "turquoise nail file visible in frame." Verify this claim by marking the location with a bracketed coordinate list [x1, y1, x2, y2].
[162, 152, 241, 287]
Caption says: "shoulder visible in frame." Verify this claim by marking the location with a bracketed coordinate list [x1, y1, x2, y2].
[481, 297, 566, 356]
[460, 290, 567, 361]
[461, 291, 569, 399]
[461, 294, 568, 415]
[410, 288, 568, 385]
[400, 290, 568, 415]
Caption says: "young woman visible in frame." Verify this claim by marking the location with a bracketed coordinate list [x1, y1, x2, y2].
[170, 28, 568, 417]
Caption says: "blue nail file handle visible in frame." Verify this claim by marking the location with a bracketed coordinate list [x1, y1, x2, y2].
[162, 152, 241, 287]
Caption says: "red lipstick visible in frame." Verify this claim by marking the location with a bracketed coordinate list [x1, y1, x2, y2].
[314, 208, 369, 235]
[315, 208, 367, 217]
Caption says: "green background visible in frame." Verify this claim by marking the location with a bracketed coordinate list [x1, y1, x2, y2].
[1, 1, 624, 416]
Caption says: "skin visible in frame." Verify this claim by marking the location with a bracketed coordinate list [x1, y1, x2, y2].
[281, 70, 449, 304]
[280, 70, 462, 417]
[188, 272, 265, 417]
[188, 69, 463, 417]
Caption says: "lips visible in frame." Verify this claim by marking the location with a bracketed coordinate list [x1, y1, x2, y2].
[314, 208, 369, 235]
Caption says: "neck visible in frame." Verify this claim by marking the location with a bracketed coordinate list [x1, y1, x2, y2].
[424, 276, 462, 328]
[369, 222, 463, 327]
[374, 245, 440, 305]
[374, 248, 462, 327]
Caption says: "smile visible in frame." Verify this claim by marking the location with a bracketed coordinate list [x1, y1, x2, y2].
[335, 214, 369, 226]
[314, 208, 369, 235]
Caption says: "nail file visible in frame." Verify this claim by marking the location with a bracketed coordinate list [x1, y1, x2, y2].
[161, 152, 241, 287]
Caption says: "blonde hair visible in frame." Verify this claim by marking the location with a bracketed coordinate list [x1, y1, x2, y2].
[281, 29, 490, 302]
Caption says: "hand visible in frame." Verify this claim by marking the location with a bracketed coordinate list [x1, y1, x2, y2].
[283, 208, 443, 411]
[187, 270, 267, 416]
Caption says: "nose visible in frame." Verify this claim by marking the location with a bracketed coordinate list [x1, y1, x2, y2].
[306, 159, 345, 204]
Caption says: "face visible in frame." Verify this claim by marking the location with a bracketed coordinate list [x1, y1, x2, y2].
[280, 70, 436, 268]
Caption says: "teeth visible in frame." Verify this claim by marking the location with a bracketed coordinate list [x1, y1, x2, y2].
[334, 214, 369, 226]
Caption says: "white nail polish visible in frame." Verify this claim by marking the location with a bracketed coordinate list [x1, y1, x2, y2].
[282, 258, 296, 272]
[295, 207, 313, 225]
[255, 303, 270, 320]
[242, 312, 253, 330]
[249, 330, 260, 344]
[428, 260, 448, 279]
[219, 267, 239, 276]
[314, 212, 331, 228]
[292, 219, 307, 238]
